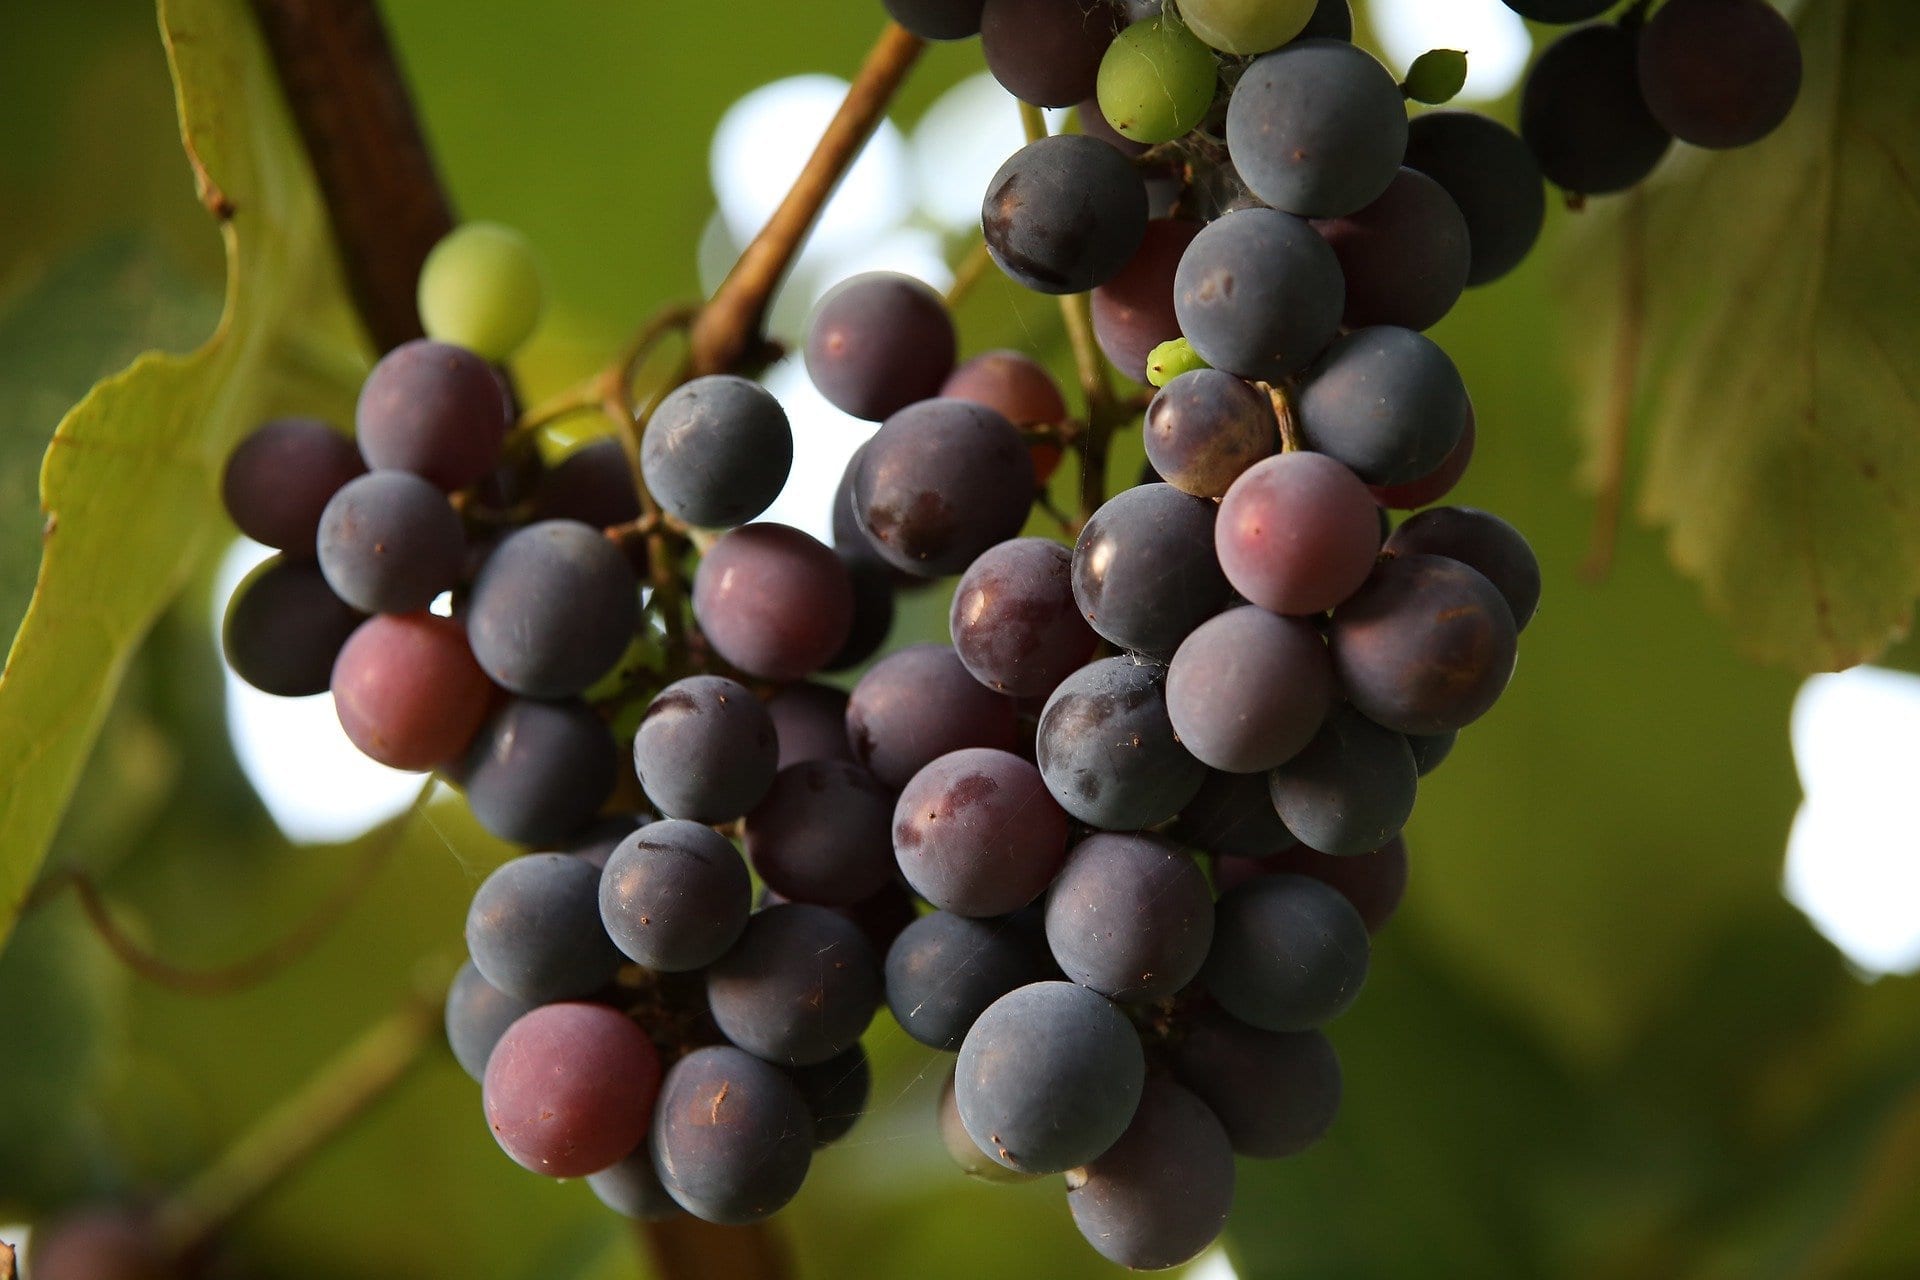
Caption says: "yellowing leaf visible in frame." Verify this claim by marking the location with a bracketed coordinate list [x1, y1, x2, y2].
[1573, 0, 1920, 671]
[0, 0, 364, 944]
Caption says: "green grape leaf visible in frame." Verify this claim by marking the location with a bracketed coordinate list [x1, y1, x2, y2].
[0, 0, 364, 945]
[1570, 0, 1920, 671]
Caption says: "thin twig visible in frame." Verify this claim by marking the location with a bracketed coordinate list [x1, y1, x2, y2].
[157, 989, 443, 1258]
[26, 785, 429, 996]
[1582, 189, 1647, 581]
[688, 22, 925, 375]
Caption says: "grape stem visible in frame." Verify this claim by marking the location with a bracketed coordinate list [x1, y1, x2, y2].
[248, 0, 455, 352]
[687, 21, 926, 375]
[1582, 188, 1647, 582]
[156, 986, 444, 1259]
[21, 783, 430, 996]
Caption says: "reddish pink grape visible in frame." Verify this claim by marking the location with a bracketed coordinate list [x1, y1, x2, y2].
[331, 612, 494, 770]
[893, 748, 1071, 917]
[1166, 606, 1335, 773]
[1215, 452, 1380, 616]
[483, 1002, 661, 1178]
[804, 273, 956, 421]
[1091, 219, 1202, 383]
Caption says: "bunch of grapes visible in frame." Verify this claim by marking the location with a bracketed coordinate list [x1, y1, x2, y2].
[211, 0, 1799, 1271]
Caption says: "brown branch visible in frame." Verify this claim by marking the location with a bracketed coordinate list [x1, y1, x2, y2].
[688, 22, 925, 375]
[26, 786, 427, 996]
[643, 1217, 795, 1280]
[1582, 189, 1648, 581]
[249, 0, 456, 352]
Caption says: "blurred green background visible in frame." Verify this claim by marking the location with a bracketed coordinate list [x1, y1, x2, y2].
[2, 1, 1916, 1277]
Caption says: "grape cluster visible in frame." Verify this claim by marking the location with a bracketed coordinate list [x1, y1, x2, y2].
[212, 0, 1800, 1267]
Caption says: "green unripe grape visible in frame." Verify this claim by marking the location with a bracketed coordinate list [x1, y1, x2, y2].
[1097, 16, 1219, 144]
[1403, 49, 1469, 106]
[1176, 0, 1317, 56]
[1147, 337, 1209, 388]
[418, 222, 544, 361]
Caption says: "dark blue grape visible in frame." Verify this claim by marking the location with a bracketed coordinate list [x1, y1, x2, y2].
[1166, 606, 1335, 773]
[1173, 207, 1345, 382]
[1521, 24, 1672, 195]
[885, 909, 1058, 1049]
[884, 0, 985, 40]
[222, 417, 364, 555]
[355, 338, 510, 491]
[588, 1148, 680, 1221]
[950, 537, 1098, 698]
[1065, 1078, 1235, 1271]
[315, 470, 464, 614]
[1329, 554, 1519, 734]
[955, 981, 1145, 1174]
[1170, 1007, 1340, 1157]
[641, 375, 793, 527]
[1293, 326, 1469, 487]
[465, 853, 621, 1003]
[1036, 656, 1206, 830]
[805, 273, 957, 421]
[1502, 0, 1614, 21]
[1387, 505, 1541, 630]
[222, 556, 364, 697]
[1045, 832, 1213, 1001]
[530, 437, 641, 528]
[824, 557, 896, 672]
[1091, 218, 1202, 383]
[1203, 873, 1369, 1030]
[1267, 705, 1417, 856]
[1171, 769, 1300, 859]
[466, 519, 638, 697]
[706, 903, 881, 1066]
[445, 959, 536, 1082]
[1404, 111, 1546, 287]
[463, 698, 618, 846]
[564, 813, 648, 870]
[599, 819, 752, 972]
[1072, 483, 1231, 657]
[1225, 40, 1408, 218]
[982, 134, 1148, 295]
[1409, 730, 1458, 777]
[652, 1045, 814, 1223]
[744, 759, 896, 906]
[788, 1043, 872, 1146]
[632, 675, 779, 823]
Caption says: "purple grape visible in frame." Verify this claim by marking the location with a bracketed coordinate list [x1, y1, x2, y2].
[1403, 111, 1546, 287]
[531, 437, 641, 527]
[1044, 832, 1213, 1001]
[1202, 873, 1369, 1030]
[1170, 1007, 1340, 1157]
[1521, 24, 1672, 195]
[1036, 656, 1206, 830]
[462, 697, 618, 846]
[222, 417, 365, 555]
[847, 644, 1020, 789]
[744, 760, 896, 906]
[1312, 168, 1471, 331]
[1173, 207, 1345, 382]
[641, 375, 793, 527]
[1091, 219, 1202, 383]
[1386, 505, 1541, 630]
[949, 537, 1098, 698]
[706, 903, 881, 1066]
[465, 852, 621, 1003]
[851, 399, 1032, 576]
[465, 519, 639, 698]
[788, 1043, 871, 1146]
[1142, 369, 1276, 499]
[692, 523, 853, 680]
[980, 0, 1121, 106]
[1267, 706, 1416, 856]
[983, 135, 1149, 295]
[223, 556, 364, 697]
[651, 1045, 814, 1223]
[885, 909, 1059, 1050]
[1166, 606, 1336, 773]
[894, 747, 1071, 916]
[1215, 452, 1380, 616]
[1072, 483, 1231, 657]
[1328, 553, 1520, 734]
[804, 273, 957, 421]
[1639, 0, 1801, 149]
[445, 959, 537, 1083]
[1065, 1078, 1235, 1270]
[1171, 769, 1300, 859]
[766, 681, 853, 769]
[588, 1148, 680, 1221]
[1293, 326, 1469, 487]
[355, 339, 510, 491]
[1225, 40, 1408, 218]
